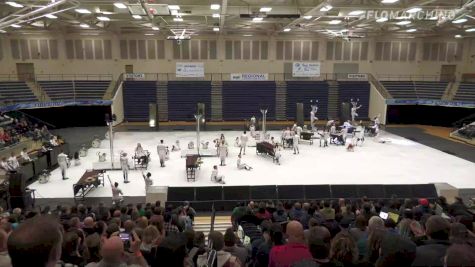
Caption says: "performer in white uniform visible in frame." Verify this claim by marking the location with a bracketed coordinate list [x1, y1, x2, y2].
[273, 144, 282, 165]
[218, 141, 228, 166]
[350, 99, 362, 122]
[20, 148, 32, 162]
[57, 150, 69, 180]
[293, 133, 300, 154]
[7, 153, 19, 170]
[310, 100, 318, 131]
[211, 165, 225, 184]
[157, 140, 167, 167]
[120, 152, 130, 183]
[237, 154, 252, 171]
[172, 140, 181, 151]
[240, 131, 249, 155]
[142, 172, 153, 191]
[112, 182, 123, 205]
[135, 143, 147, 165]
[250, 116, 257, 137]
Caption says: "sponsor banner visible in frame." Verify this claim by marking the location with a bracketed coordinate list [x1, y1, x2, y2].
[0, 100, 113, 112]
[292, 62, 321, 77]
[176, 62, 205, 77]
[348, 74, 368, 79]
[386, 99, 475, 108]
[124, 73, 145, 79]
[230, 73, 268, 81]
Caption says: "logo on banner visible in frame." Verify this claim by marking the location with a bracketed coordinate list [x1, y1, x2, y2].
[348, 74, 368, 79]
[176, 62, 205, 77]
[292, 62, 321, 77]
[231, 73, 268, 81]
[124, 73, 145, 79]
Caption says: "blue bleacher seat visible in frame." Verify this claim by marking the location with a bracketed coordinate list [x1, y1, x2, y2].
[167, 81, 211, 121]
[338, 81, 370, 119]
[123, 81, 157, 122]
[222, 81, 276, 120]
[381, 81, 417, 99]
[454, 83, 475, 102]
[0, 81, 38, 103]
[285, 81, 329, 120]
[38, 80, 110, 101]
[414, 81, 447, 99]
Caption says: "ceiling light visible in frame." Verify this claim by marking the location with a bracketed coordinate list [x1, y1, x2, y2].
[97, 16, 110, 21]
[260, 7, 272, 12]
[329, 20, 342, 25]
[453, 18, 467, 24]
[75, 8, 91, 14]
[173, 17, 183, 22]
[396, 20, 411, 25]
[407, 7, 422, 13]
[283, 28, 291, 32]
[381, 0, 399, 3]
[303, 15, 312, 20]
[11, 24, 21, 28]
[210, 4, 220, 10]
[465, 28, 475, 32]
[376, 17, 388, 22]
[171, 10, 178, 15]
[168, 5, 180, 10]
[455, 34, 463, 38]
[253, 17, 263, 22]
[45, 14, 57, 19]
[349, 10, 365, 16]
[113, 2, 127, 9]
[406, 28, 417, 32]
[341, 29, 349, 32]
[213, 27, 219, 31]
[428, 16, 438, 20]
[0, 30, 6, 33]
[320, 5, 333, 12]
[79, 23, 90, 28]
[212, 13, 220, 18]
[102, 11, 113, 15]
[144, 33, 154, 36]
[243, 34, 253, 37]
[132, 15, 142, 19]
[152, 26, 159, 30]
[6, 1, 23, 8]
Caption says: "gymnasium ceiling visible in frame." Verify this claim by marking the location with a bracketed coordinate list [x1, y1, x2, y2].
[0, 0, 474, 39]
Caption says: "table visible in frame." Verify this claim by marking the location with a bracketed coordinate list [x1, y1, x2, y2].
[186, 155, 201, 182]
[73, 170, 104, 202]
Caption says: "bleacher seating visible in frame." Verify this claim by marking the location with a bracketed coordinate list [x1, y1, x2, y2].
[222, 81, 276, 120]
[0, 81, 37, 103]
[338, 81, 370, 119]
[381, 81, 417, 99]
[454, 83, 475, 102]
[38, 80, 110, 101]
[167, 81, 211, 121]
[123, 81, 157, 122]
[414, 81, 448, 99]
[285, 81, 329, 120]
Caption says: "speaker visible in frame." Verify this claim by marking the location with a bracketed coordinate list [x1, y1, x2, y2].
[149, 103, 158, 128]
[296, 103, 304, 126]
[340, 102, 351, 122]
[9, 172, 26, 197]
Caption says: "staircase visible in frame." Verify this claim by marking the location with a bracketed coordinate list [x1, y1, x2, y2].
[211, 81, 223, 121]
[26, 81, 50, 102]
[102, 80, 117, 100]
[194, 215, 232, 240]
[327, 81, 339, 119]
[275, 81, 287, 120]
[156, 81, 168, 121]
[443, 82, 459, 101]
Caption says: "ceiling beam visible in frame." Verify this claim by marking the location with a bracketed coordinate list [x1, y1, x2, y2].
[220, 0, 228, 30]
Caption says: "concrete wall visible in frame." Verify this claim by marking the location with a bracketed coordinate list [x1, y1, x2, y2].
[110, 82, 124, 126]
[369, 84, 387, 124]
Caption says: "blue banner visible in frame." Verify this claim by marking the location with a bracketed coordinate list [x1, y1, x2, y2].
[386, 99, 475, 108]
[0, 100, 112, 112]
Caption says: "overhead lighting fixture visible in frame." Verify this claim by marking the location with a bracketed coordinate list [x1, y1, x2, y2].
[113, 2, 127, 9]
[243, 34, 253, 37]
[349, 10, 365, 16]
[45, 14, 57, 19]
[396, 20, 411, 25]
[102, 11, 113, 15]
[320, 5, 333, 12]
[144, 33, 154, 36]
[259, 7, 272, 12]
[453, 18, 468, 24]
[168, 5, 180, 10]
[465, 28, 475, 32]
[210, 4, 220, 10]
[381, 0, 399, 3]
[6, 1, 23, 8]
[253, 17, 263, 22]
[455, 34, 463, 38]
[79, 23, 90, 28]
[173, 17, 183, 22]
[213, 27, 219, 31]
[212, 13, 220, 18]
[376, 17, 388, 22]
[152, 26, 159, 30]
[329, 20, 342, 25]
[132, 15, 142, 19]
[283, 28, 291, 32]
[407, 7, 422, 13]
[97, 16, 110, 21]
[406, 28, 417, 32]
[171, 10, 179, 15]
[75, 8, 91, 14]
[303, 15, 312, 20]
[11, 24, 21, 28]
[0, 30, 6, 33]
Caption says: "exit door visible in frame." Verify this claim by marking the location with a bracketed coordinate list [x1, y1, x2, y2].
[441, 65, 456, 82]
[16, 63, 35, 81]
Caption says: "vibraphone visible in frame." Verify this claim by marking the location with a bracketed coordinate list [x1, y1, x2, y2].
[73, 170, 104, 202]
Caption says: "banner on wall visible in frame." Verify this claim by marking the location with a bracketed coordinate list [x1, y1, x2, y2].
[230, 73, 269, 81]
[348, 74, 368, 79]
[124, 73, 145, 79]
[386, 99, 475, 108]
[176, 62, 204, 77]
[292, 62, 321, 77]
[0, 100, 113, 112]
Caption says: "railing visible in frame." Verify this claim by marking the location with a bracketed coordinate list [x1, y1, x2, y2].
[368, 73, 392, 99]
[35, 74, 113, 81]
[124, 73, 372, 81]
[377, 74, 452, 82]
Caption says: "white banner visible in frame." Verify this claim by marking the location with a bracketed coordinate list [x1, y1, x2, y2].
[230, 73, 268, 81]
[292, 62, 321, 77]
[124, 73, 145, 79]
[176, 62, 204, 77]
[348, 74, 368, 79]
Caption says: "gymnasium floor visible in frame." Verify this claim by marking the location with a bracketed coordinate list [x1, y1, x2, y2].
[30, 129, 475, 200]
